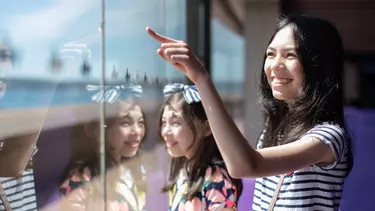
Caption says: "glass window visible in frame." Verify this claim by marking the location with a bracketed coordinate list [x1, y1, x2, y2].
[0, 0, 186, 210]
[211, 18, 245, 98]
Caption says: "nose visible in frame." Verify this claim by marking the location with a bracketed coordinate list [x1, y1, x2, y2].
[270, 55, 285, 71]
[161, 124, 172, 138]
[131, 124, 142, 137]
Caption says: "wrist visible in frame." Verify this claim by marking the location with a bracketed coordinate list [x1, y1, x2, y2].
[194, 71, 211, 86]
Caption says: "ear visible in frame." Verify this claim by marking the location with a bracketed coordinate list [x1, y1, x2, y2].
[203, 120, 212, 137]
[84, 122, 99, 139]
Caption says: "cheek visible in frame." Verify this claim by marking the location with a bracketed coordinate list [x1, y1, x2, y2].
[106, 127, 128, 145]
[263, 61, 272, 82]
[172, 127, 184, 139]
[177, 128, 195, 148]
[289, 62, 304, 86]
[173, 128, 189, 144]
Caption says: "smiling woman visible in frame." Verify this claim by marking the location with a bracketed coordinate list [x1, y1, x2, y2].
[158, 83, 243, 211]
[59, 83, 149, 211]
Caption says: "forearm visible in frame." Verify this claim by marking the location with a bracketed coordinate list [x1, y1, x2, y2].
[195, 75, 257, 178]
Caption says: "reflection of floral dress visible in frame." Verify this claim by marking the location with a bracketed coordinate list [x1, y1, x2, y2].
[169, 160, 239, 211]
[60, 166, 146, 211]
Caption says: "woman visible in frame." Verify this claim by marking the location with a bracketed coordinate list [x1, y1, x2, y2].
[60, 84, 148, 211]
[147, 15, 352, 210]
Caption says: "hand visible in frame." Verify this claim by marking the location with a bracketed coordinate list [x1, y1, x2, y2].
[146, 27, 208, 84]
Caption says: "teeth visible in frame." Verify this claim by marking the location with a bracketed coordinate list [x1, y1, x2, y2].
[273, 78, 290, 84]
[166, 142, 176, 147]
[127, 142, 140, 148]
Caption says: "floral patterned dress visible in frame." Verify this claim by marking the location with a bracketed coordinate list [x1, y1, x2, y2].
[169, 160, 239, 211]
[60, 165, 146, 211]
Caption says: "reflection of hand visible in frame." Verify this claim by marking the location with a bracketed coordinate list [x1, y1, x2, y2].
[146, 27, 209, 84]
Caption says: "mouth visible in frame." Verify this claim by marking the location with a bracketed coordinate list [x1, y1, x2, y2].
[272, 76, 293, 86]
[165, 141, 178, 149]
[125, 141, 140, 149]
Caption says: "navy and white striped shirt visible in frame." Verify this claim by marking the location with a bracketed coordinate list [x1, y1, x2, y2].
[253, 122, 349, 211]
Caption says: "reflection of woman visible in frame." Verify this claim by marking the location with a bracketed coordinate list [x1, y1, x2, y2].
[59, 84, 148, 211]
[0, 77, 39, 210]
[0, 138, 38, 211]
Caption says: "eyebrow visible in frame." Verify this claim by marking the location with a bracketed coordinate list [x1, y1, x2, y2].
[119, 113, 131, 119]
[267, 46, 297, 51]
[161, 113, 180, 121]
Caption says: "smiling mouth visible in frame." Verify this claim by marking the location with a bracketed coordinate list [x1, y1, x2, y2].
[272, 77, 292, 85]
[165, 141, 177, 149]
[125, 142, 140, 149]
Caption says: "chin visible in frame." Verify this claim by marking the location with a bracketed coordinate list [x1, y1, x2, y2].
[122, 150, 138, 158]
[167, 150, 184, 158]
[272, 90, 295, 101]
[272, 93, 287, 101]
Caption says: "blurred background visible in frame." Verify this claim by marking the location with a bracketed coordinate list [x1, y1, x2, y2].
[0, 0, 374, 210]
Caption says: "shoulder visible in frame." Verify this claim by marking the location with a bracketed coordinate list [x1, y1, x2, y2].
[307, 122, 346, 135]
[203, 161, 237, 193]
[60, 165, 92, 196]
[203, 161, 238, 208]
[204, 160, 231, 181]
[304, 122, 349, 169]
[304, 122, 348, 147]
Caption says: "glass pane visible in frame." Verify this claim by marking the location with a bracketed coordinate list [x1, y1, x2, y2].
[94, 0, 187, 210]
[0, 0, 188, 210]
[0, 0, 102, 210]
[211, 18, 245, 98]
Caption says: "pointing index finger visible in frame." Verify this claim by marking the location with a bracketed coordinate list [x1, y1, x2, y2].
[146, 26, 178, 43]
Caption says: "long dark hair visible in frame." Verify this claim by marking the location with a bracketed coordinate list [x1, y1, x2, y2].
[59, 99, 148, 193]
[158, 92, 243, 200]
[260, 15, 353, 171]
[260, 15, 344, 146]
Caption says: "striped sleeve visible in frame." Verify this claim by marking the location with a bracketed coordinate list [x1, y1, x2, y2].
[0, 170, 38, 211]
[304, 123, 348, 170]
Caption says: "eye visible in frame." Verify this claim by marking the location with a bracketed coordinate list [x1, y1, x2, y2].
[121, 121, 130, 126]
[173, 122, 180, 126]
[287, 53, 297, 58]
[138, 120, 145, 127]
[266, 51, 275, 57]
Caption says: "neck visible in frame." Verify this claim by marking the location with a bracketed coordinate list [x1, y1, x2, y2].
[108, 153, 121, 166]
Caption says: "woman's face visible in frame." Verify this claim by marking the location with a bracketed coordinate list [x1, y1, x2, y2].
[264, 25, 304, 102]
[160, 103, 201, 159]
[106, 102, 145, 160]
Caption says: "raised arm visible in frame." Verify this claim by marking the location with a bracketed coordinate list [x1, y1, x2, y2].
[146, 27, 340, 178]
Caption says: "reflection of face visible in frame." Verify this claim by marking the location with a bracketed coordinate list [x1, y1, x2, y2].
[160, 104, 200, 159]
[264, 26, 304, 102]
[106, 102, 145, 160]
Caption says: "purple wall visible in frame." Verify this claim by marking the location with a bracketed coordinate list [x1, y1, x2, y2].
[339, 108, 375, 210]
